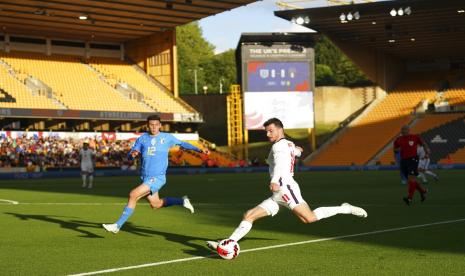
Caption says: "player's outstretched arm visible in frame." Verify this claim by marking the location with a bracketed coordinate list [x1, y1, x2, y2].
[178, 141, 209, 154]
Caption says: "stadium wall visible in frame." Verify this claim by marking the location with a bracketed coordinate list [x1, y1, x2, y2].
[125, 31, 176, 94]
[180, 94, 228, 145]
[181, 87, 382, 144]
[314, 86, 381, 125]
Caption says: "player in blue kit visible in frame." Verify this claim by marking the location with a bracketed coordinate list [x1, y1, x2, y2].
[103, 114, 208, 233]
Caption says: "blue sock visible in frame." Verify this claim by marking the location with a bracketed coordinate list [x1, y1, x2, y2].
[163, 197, 183, 207]
[116, 206, 134, 228]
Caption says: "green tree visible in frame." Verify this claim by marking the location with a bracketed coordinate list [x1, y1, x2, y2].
[200, 49, 237, 94]
[176, 22, 215, 94]
[315, 64, 336, 86]
[314, 36, 372, 87]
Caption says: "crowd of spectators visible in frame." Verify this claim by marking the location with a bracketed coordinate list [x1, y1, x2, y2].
[0, 135, 134, 171]
[0, 135, 260, 170]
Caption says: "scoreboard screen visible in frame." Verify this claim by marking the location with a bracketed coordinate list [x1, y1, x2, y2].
[246, 61, 310, 92]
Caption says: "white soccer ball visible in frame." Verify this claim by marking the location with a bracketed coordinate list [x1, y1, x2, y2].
[217, 239, 240, 260]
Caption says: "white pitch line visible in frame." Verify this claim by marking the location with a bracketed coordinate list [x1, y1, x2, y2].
[68, 218, 465, 276]
[0, 199, 18, 204]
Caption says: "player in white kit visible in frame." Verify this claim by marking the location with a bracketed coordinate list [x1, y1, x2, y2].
[417, 145, 439, 183]
[207, 118, 367, 250]
[79, 142, 95, 189]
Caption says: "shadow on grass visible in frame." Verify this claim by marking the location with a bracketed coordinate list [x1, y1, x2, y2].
[2, 171, 465, 255]
[4, 212, 273, 257]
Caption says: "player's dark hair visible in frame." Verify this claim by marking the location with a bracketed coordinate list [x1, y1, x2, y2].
[263, 118, 284, 129]
[147, 114, 161, 122]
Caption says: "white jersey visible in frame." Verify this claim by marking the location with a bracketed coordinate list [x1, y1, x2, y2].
[79, 148, 94, 164]
[260, 138, 304, 217]
[417, 146, 426, 159]
[267, 138, 302, 184]
[417, 146, 430, 170]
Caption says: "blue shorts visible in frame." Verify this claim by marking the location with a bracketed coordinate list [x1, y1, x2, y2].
[141, 175, 167, 194]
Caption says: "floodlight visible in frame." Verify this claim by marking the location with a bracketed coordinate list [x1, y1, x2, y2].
[295, 16, 305, 25]
[304, 16, 310, 24]
[347, 12, 353, 21]
[404, 6, 412, 15]
[390, 8, 397, 16]
[398, 8, 404, 16]
[78, 14, 88, 20]
[339, 13, 346, 21]
[354, 11, 360, 20]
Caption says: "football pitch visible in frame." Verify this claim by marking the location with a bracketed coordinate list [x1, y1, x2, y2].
[1, 170, 464, 275]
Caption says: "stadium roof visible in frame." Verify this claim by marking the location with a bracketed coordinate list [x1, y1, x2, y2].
[275, 0, 465, 60]
[0, 0, 257, 42]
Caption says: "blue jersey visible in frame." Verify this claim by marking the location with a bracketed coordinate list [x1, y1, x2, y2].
[130, 132, 201, 177]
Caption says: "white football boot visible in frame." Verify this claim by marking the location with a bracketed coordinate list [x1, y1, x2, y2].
[183, 196, 195, 214]
[102, 223, 120, 234]
[342, 203, 368, 218]
[206, 241, 219, 251]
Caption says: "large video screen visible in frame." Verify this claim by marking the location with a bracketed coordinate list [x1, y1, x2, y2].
[246, 61, 310, 92]
[244, 92, 314, 130]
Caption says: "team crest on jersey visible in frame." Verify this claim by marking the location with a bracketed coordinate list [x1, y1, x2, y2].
[409, 141, 414, 146]
[150, 177, 155, 183]
[160, 138, 165, 144]
[151, 138, 157, 146]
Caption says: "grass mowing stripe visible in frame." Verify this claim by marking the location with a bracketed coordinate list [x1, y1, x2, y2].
[68, 218, 465, 276]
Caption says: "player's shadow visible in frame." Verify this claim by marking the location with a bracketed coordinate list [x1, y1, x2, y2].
[114, 222, 273, 257]
[4, 212, 272, 257]
[4, 212, 105, 238]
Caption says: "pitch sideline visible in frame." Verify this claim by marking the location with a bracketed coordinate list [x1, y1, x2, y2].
[69, 218, 465, 276]
[0, 199, 18, 204]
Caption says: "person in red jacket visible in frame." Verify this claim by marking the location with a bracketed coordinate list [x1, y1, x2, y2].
[393, 125, 430, 205]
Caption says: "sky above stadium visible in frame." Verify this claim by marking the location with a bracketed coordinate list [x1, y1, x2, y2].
[198, 0, 389, 54]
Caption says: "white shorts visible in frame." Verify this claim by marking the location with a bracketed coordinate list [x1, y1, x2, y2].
[258, 179, 306, 217]
[418, 158, 430, 170]
[81, 162, 94, 173]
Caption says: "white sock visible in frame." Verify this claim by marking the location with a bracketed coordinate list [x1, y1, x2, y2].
[418, 172, 427, 182]
[88, 175, 94, 187]
[82, 175, 87, 186]
[313, 205, 351, 220]
[228, 220, 252, 242]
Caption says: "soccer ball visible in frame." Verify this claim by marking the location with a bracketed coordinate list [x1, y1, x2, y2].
[217, 239, 240, 260]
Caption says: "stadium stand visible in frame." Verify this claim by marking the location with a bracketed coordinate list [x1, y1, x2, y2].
[0, 52, 151, 112]
[86, 57, 194, 114]
[377, 113, 465, 165]
[444, 88, 465, 106]
[421, 116, 465, 163]
[309, 73, 439, 166]
[0, 63, 61, 109]
[442, 143, 465, 164]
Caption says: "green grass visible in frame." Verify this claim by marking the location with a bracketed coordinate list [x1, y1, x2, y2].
[1, 170, 464, 275]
